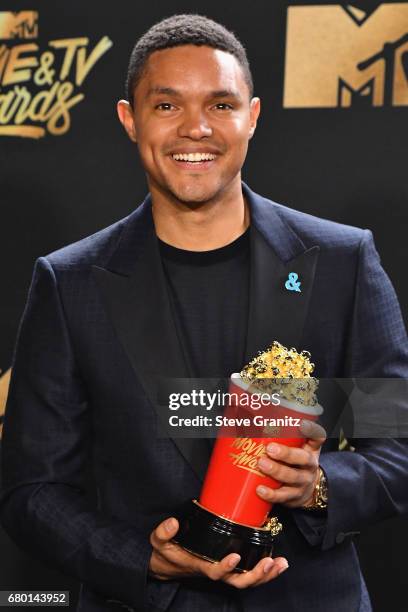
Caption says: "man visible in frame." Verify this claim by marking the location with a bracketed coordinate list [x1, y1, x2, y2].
[1, 13, 407, 612]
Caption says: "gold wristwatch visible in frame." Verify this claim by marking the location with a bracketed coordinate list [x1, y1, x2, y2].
[302, 467, 328, 510]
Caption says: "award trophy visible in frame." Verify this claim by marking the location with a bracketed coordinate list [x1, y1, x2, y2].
[173, 342, 323, 572]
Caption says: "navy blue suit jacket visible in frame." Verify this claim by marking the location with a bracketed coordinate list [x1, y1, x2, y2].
[1, 183, 408, 612]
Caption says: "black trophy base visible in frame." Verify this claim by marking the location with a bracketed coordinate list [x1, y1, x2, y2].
[173, 500, 282, 573]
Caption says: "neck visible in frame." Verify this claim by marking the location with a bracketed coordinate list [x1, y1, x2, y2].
[150, 178, 249, 251]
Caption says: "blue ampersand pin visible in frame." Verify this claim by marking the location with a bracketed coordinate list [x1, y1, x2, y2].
[285, 272, 301, 293]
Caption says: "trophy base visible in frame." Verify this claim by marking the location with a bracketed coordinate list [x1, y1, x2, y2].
[173, 500, 282, 573]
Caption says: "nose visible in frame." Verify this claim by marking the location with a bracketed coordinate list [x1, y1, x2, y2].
[177, 107, 213, 140]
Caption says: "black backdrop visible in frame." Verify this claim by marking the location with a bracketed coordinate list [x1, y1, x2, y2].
[1, 1, 407, 610]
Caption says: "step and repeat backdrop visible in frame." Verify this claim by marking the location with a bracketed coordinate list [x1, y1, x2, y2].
[1, 1, 407, 610]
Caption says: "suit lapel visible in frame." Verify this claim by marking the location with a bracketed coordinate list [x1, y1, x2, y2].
[243, 183, 320, 363]
[91, 197, 210, 481]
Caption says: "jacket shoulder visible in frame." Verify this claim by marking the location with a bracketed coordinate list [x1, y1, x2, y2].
[270, 199, 367, 251]
[44, 211, 135, 269]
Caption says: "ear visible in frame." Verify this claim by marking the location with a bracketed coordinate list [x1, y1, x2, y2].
[117, 100, 137, 143]
[248, 97, 261, 140]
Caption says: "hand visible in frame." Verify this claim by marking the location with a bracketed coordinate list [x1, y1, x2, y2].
[149, 516, 289, 588]
[256, 419, 327, 508]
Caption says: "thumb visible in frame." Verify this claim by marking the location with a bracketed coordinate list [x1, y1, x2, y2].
[153, 517, 179, 545]
[300, 419, 326, 451]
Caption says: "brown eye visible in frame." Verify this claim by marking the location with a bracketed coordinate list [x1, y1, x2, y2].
[214, 103, 233, 110]
[155, 103, 174, 111]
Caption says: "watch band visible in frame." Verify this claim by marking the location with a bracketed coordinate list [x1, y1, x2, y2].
[302, 466, 328, 510]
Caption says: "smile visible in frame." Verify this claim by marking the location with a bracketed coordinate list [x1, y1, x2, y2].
[171, 152, 217, 162]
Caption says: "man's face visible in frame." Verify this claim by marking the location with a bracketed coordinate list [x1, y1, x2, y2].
[118, 45, 260, 204]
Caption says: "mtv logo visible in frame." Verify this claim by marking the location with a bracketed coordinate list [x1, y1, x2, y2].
[283, 3, 408, 108]
[0, 11, 38, 40]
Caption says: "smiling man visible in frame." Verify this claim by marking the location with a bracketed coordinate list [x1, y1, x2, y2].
[1, 13, 408, 612]
[118, 40, 259, 250]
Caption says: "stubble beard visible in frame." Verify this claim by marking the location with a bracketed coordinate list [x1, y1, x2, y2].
[164, 175, 225, 207]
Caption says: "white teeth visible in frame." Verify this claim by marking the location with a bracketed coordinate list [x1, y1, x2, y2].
[172, 152, 216, 162]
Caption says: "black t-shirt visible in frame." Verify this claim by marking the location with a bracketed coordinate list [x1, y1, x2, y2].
[159, 228, 250, 379]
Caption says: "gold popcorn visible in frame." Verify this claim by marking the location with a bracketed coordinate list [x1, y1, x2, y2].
[240, 341, 318, 406]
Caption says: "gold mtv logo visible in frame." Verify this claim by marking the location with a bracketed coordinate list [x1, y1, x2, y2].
[0, 11, 38, 40]
[284, 3, 408, 107]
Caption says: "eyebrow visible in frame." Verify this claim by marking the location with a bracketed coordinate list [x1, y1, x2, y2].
[146, 86, 243, 101]
[147, 87, 180, 97]
[211, 89, 243, 101]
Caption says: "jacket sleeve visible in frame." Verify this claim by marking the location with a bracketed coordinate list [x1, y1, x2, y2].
[0, 257, 153, 611]
[292, 229, 408, 550]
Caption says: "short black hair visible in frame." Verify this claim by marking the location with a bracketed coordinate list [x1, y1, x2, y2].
[126, 14, 254, 105]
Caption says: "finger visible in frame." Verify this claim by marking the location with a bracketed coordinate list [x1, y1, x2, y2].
[257, 456, 306, 485]
[224, 556, 289, 589]
[256, 484, 300, 505]
[153, 526, 210, 574]
[156, 538, 204, 574]
[202, 553, 241, 580]
[255, 557, 289, 586]
[150, 517, 179, 548]
[151, 519, 237, 578]
[150, 547, 204, 580]
[300, 420, 327, 450]
[149, 549, 180, 580]
[265, 442, 317, 468]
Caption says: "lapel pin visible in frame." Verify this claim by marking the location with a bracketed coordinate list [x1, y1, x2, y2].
[285, 272, 301, 293]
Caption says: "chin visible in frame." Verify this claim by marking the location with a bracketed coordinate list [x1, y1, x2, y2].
[169, 180, 223, 205]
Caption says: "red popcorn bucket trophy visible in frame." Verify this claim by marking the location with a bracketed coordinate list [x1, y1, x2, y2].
[173, 342, 323, 572]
